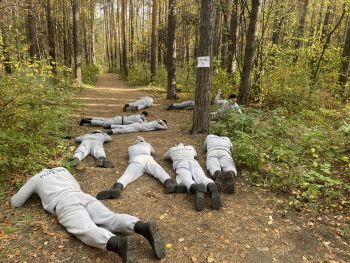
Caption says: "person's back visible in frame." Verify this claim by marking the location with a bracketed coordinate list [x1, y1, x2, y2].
[128, 141, 154, 161]
[165, 144, 197, 168]
[11, 167, 81, 214]
[205, 134, 232, 152]
[76, 132, 111, 143]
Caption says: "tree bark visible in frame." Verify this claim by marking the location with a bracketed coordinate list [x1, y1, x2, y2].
[227, 0, 238, 74]
[166, 0, 177, 99]
[151, 0, 158, 80]
[220, 0, 230, 68]
[72, 0, 82, 83]
[192, 0, 216, 134]
[121, 0, 128, 76]
[339, 17, 350, 97]
[129, 0, 134, 66]
[47, 0, 57, 74]
[295, 0, 309, 49]
[90, 0, 96, 64]
[27, 0, 40, 59]
[238, 0, 262, 105]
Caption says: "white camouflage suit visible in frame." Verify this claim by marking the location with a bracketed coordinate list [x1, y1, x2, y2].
[117, 138, 171, 188]
[204, 134, 237, 177]
[129, 96, 153, 110]
[11, 167, 139, 249]
[73, 132, 112, 161]
[90, 113, 147, 128]
[111, 120, 167, 134]
[164, 144, 214, 192]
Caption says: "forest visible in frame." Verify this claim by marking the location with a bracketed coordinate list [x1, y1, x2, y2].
[0, 0, 350, 261]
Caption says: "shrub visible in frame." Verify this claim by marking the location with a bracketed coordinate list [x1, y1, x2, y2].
[82, 64, 102, 84]
[0, 63, 78, 175]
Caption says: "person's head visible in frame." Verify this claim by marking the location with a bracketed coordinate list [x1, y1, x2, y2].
[135, 136, 145, 144]
[228, 94, 238, 103]
[141, 111, 148, 117]
[92, 130, 103, 134]
[175, 142, 184, 147]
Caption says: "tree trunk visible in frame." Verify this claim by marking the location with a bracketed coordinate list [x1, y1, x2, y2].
[121, 0, 128, 76]
[130, 0, 135, 66]
[227, 0, 238, 74]
[90, 0, 96, 64]
[72, 0, 82, 83]
[0, 13, 12, 74]
[47, 0, 57, 74]
[321, 4, 333, 41]
[338, 17, 350, 97]
[220, 0, 230, 68]
[27, 0, 40, 59]
[295, 0, 309, 49]
[151, 0, 158, 80]
[166, 0, 177, 99]
[238, 0, 262, 105]
[83, 15, 89, 64]
[192, 0, 216, 134]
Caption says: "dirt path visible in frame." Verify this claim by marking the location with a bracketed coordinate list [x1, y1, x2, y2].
[1, 73, 349, 263]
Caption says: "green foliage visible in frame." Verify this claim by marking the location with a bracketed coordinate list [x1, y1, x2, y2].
[82, 64, 102, 84]
[127, 63, 151, 86]
[0, 62, 78, 175]
[211, 107, 350, 208]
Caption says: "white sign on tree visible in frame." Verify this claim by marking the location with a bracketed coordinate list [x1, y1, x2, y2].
[197, 56, 210, 68]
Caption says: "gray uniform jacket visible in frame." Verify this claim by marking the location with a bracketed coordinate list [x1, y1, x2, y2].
[111, 120, 168, 134]
[11, 167, 81, 214]
[164, 145, 198, 170]
[91, 114, 147, 127]
[129, 96, 153, 110]
[204, 134, 232, 154]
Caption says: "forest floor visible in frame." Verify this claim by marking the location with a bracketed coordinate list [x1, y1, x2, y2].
[1, 73, 349, 263]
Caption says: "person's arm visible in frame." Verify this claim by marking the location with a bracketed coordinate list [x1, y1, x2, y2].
[164, 148, 171, 159]
[149, 143, 156, 155]
[74, 136, 84, 143]
[11, 176, 37, 208]
[103, 133, 112, 143]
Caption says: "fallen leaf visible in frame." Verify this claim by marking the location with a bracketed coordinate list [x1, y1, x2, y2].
[207, 256, 215, 262]
[183, 246, 188, 251]
[165, 243, 173, 249]
[191, 256, 198, 262]
[179, 237, 185, 242]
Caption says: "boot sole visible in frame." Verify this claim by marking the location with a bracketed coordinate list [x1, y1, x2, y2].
[210, 191, 221, 210]
[148, 221, 166, 259]
[195, 184, 206, 211]
[225, 172, 235, 194]
[215, 177, 224, 192]
[123, 237, 138, 263]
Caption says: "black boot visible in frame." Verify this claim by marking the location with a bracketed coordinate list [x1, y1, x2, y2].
[195, 183, 206, 211]
[96, 157, 115, 168]
[224, 171, 235, 194]
[175, 185, 188, 193]
[166, 105, 175, 111]
[134, 221, 166, 259]
[123, 104, 129, 112]
[106, 130, 113, 135]
[68, 157, 80, 167]
[213, 170, 225, 192]
[106, 236, 137, 263]
[96, 183, 123, 200]
[207, 183, 221, 210]
[164, 179, 176, 193]
[79, 118, 92, 126]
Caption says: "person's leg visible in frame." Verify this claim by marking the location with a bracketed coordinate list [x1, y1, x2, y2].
[111, 125, 138, 134]
[56, 199, 137, 262]
[90, 117, 106, 126]
[144, 159, 176, 193]
[219, 152, 237, 194]
[96, 163, 144, 200]
[92, 143, 114, 168]
[206, 152, 225, 191]
[85, 195, 165, 259]
[190, 161, 221, 210]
